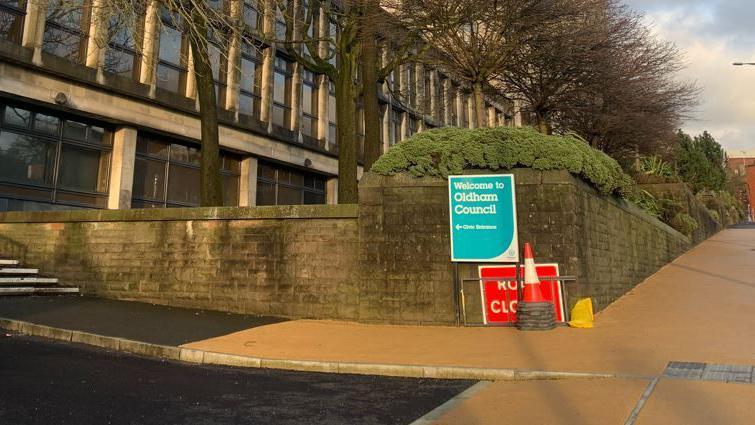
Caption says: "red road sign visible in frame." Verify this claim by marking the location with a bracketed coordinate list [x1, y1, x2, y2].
[478, 264, 566, 324]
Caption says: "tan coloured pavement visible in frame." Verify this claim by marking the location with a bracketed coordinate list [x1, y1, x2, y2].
[634, 379, 755, 425]
[431, 378, 651, 425]
[184, 228, 755, 377]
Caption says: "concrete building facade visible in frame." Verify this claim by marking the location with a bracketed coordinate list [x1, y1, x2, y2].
[0, 0, 515, 211]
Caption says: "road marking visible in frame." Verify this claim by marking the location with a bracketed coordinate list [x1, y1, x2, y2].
[624, 377, 660, 425]
[409, 381, 492, 425]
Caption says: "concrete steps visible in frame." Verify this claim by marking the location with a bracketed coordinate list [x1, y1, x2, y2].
[0, 258, 78, 296]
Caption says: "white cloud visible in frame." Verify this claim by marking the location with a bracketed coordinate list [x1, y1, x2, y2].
[624, 0, 755, 152]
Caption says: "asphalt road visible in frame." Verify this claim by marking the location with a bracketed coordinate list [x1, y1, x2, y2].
[0, 333, 473, 425]
[0, 296, 286, 346]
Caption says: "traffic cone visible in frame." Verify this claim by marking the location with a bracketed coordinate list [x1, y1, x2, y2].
[521, 243, 546, 303]
[517, 242, 557, 331]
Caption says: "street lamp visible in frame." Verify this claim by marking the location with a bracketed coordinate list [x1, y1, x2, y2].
[733, 62, 755, 66]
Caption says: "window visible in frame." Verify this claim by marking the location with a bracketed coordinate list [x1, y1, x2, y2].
[275, 3, 286, 41]
[208, 31, 227, 106]
[328, 80, 337, 146]
[437, 74, 448, 125]
[103, 17, 138, 78]
[390, 108, 401, 146]
[424, 72, 433, 117]
[131, 134, 240, 208]
[256, 162, 326, 206]
[238, 41, 261, 119]
[156, 8, 187, 93]
[243, 0, 260, 31]
[0, 0, 25, 44]
[0, 103, 112, 211]
[327, 19, 337, 65]
[459, 93, 469, 128]
[407, 115, 417, 137]
[404, 64, 416, 107]
[272, 55, 293, 129]
[301, 69, 319, 140]
[43, 0, 89, 63]
[448, 85, 458, 125]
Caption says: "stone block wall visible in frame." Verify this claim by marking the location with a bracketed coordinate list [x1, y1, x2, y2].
[0, 206, 362, 320]
[0, 171, 719, 325]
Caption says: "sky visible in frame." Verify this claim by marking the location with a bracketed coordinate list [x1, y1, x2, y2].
[623, 0, 755, 155]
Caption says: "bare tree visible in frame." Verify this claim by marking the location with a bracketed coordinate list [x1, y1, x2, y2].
[395, 0, 564, 129]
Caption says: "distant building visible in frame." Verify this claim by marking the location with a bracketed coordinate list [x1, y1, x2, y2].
[0, 0, 515, 212]
[727, 151, 755, 220]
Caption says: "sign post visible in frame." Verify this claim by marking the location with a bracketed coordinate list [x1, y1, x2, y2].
[448, 174, 519, 263]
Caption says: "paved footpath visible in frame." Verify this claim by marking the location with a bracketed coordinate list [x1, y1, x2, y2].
[2, 226, 754, 424]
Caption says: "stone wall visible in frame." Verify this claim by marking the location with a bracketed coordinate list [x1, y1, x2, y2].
[0, 171, 719, 325]
[0, 206, 362, 320]
[639, 183, 723, 243]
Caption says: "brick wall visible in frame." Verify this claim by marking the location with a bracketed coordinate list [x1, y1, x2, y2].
[0, 170, 718, 325]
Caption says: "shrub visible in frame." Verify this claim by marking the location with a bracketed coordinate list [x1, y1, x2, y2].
[638, 155, 677, 181]
[657, 198, 684, 224]
[670, 213, 699, 237]
[707, 209, 721, 224]
[371, 127, 634, 196]
[628, 189, 661, 218]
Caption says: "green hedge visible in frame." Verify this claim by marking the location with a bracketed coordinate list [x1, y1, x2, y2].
[371, 127, 634, 196]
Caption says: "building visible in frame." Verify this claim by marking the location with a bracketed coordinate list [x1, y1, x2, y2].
[727, 151, 755, 220]
[0, 0, 515, 212]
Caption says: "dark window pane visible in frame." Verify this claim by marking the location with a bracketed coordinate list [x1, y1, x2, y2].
[136, 137, 169, 158]
[131, 199, 163, 209]
[169, 143, 200, 165]
[158, 25, 183, 65]
[63, 120, 87, 141]
[301, 115, 315, 138]
[156, 64, 182, 92]
[3, 106, 30, 128]
[329, 124, 337, 145]
[0, 8, 24, 44]
[303, 191, 325, 205]
[33, 113, 60, 135]
[240, 57, 258, 94]
[277, 185, 301, 205]
[103, 48, 135, 77]
[56, 190, 107, 208]
[221, 155, 240, 173]
[258, 163, 276, 180]
[256, 181, 275, 205]
[243, 1, 258, 29]
[57, 145, 110, 193]
[88, 126, 111, 145]
[132, 157, 166, 201]
[302, 84, 314, 116]
[46, 0, 82, 29]
[273, 71, 287, 104]
[209, 43, 221, 81]
[42, 26, 83, 61]
[167, 164, 200, 204]
[0, 131, 55, 185]
[272, 104, 287, 128]
[238, 93, 257, 118]
[222, 174, 239, 206]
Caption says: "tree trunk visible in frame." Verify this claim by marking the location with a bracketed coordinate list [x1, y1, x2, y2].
[188, 10, 223, 206]
[472, 81, 487, 128]
[535, 110, 551, 134]
[360, 0, 381, 171]
[335, 57, 358, 204]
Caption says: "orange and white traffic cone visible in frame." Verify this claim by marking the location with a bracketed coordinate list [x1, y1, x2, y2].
[517, 243, 557, 331]
[521, 243, 546, 303]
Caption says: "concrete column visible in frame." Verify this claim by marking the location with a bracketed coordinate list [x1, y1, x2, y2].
[381, 104, 390, 151]
[259, 47, 275, 129]
[429, 69, 439, 122]
[85, 0, 107, 69]
[317, 74, 328, 141]
[455, 91, 465, 128]
[108, 127, 138, 209]
[225, 0, 243, 112]
[414, 62, 423, 112]
[239, 156, 258, 207]
[400, 111, 408, 141]
[513, 99, 523, 127]
[22, 0, 47, 64]
[290, 62, 302, 132]
[442, 79, 453, 126]
[326, 178, 338, 205]
[488, 106, 497, 128]
[139, 0, 160, 90]
[186, 48, 197, 100]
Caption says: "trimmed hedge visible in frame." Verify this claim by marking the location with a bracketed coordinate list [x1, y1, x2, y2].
[371, 127, 634, 196]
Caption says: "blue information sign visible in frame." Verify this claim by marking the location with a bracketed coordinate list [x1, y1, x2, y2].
[448, 174, 519, 263]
